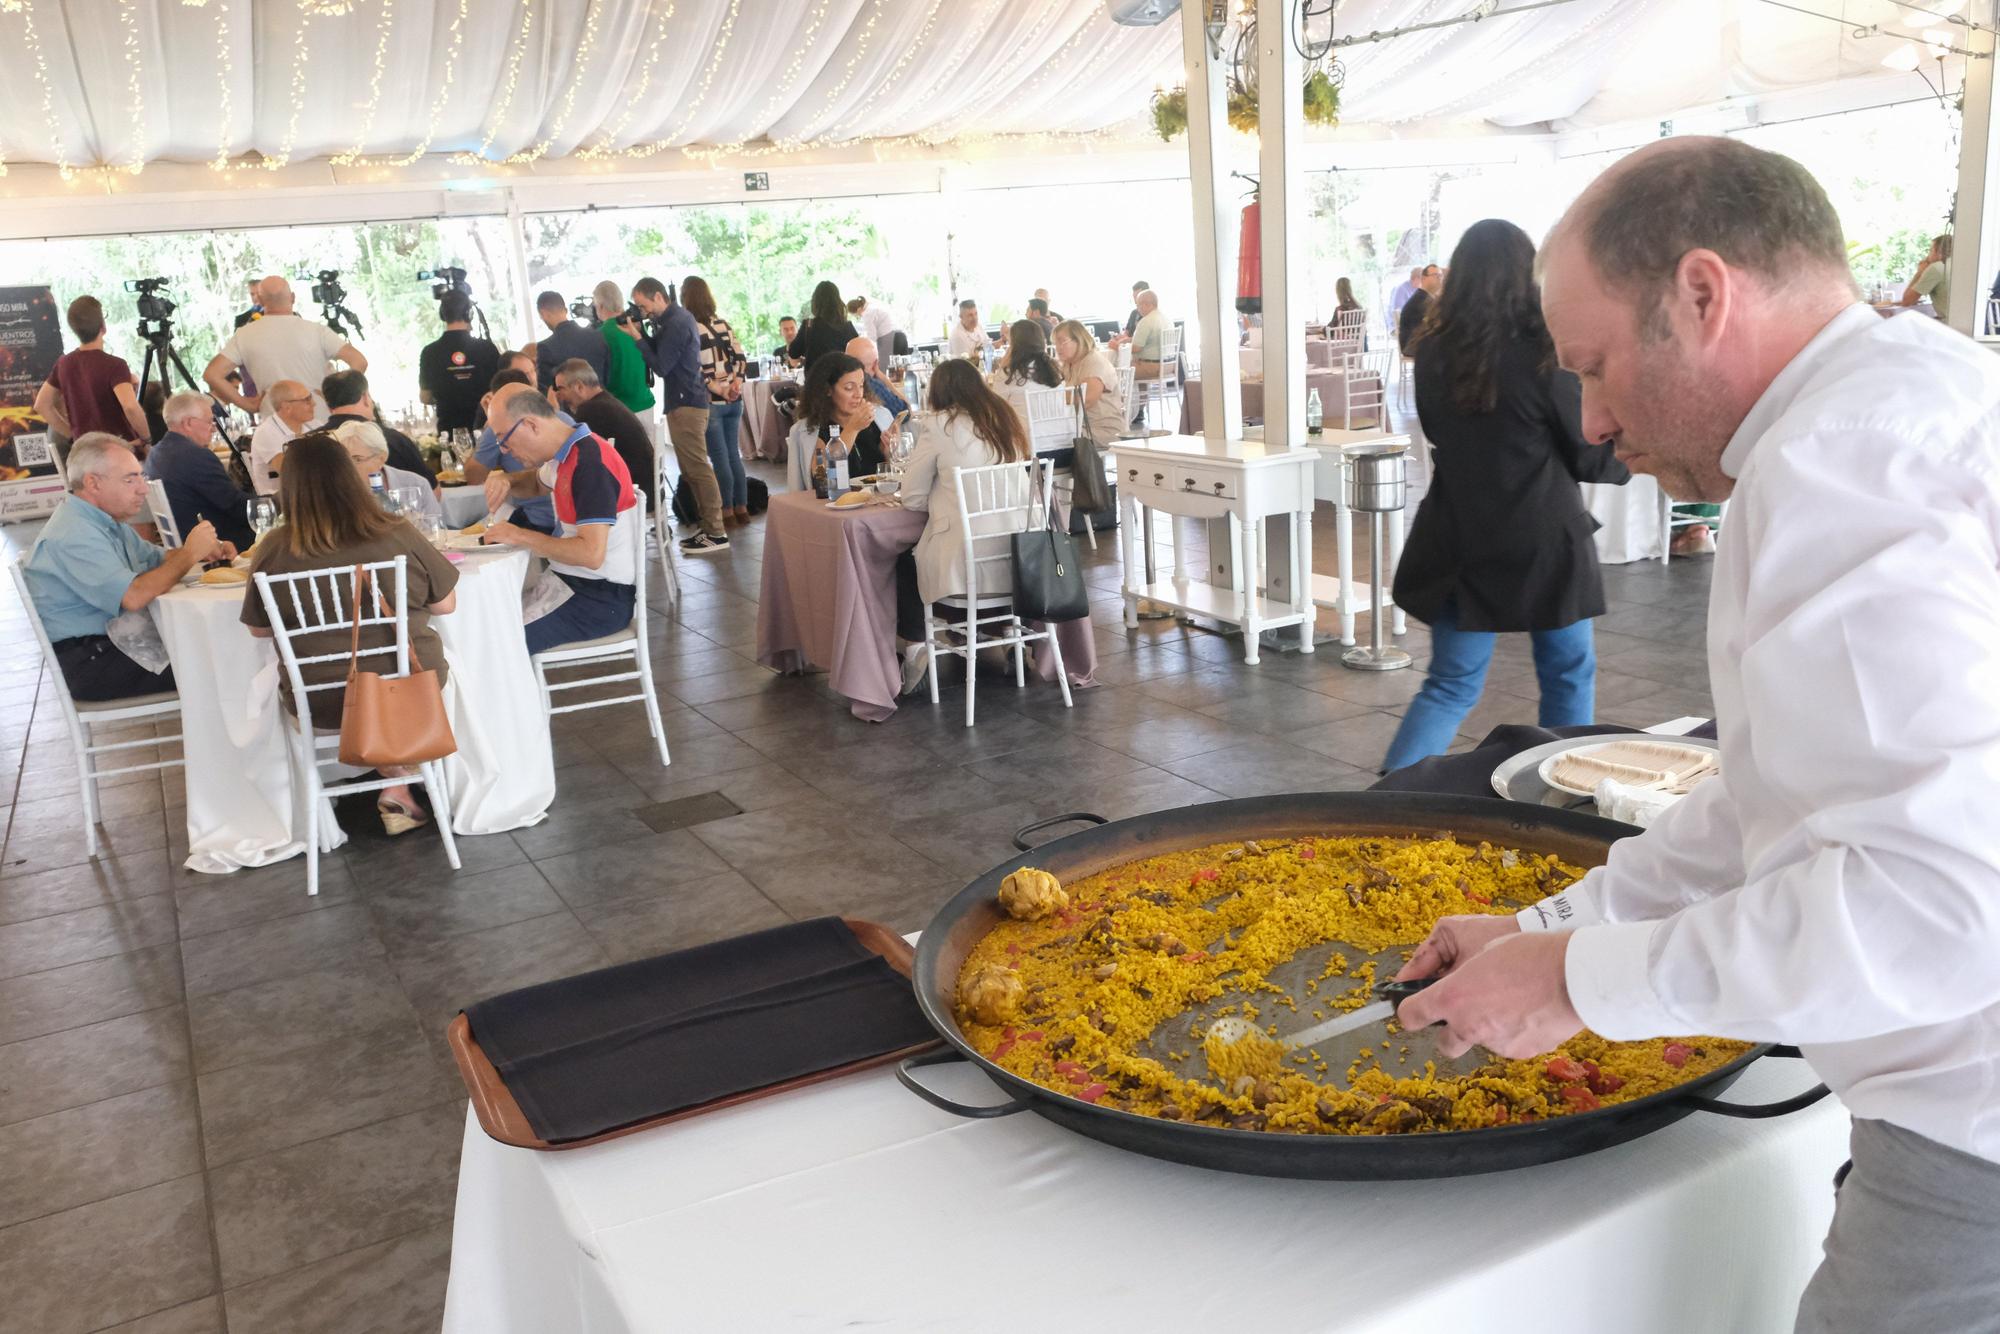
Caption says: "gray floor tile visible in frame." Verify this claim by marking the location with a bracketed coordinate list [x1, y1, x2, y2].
[1162, 737, 1376, 799]
[172, 860, 359, 940]
[220, 1222, 452, 1334]
[389, 912, 608, 1035]
[0, 1005, 190, 1126]
[532, 828, 736, 911]
[683, 796, 881, 875]
[366, 861, 569, 951]
[962, 733, 1152, 798]
[1193, 682, 1381, 734]
[1288, 708, 1416, 769]
[886, 799, 1047, 881]
[0, 1175, 213, 1334]
[742, 841, 956, 935]
[0, 942, 183, 1047]
[187, 955, 425, 1075]
[95, 1296, 224, 1333]
[208, 1102, 463, 1289]
[0, 1082, 202, 1228]
[179, 902, 385, 999]
[0, 894, 179, 981]
[0, 849, 178, 927]
[572, 870, 794, 964]
[198, 1029, 460, 1166]
[596, 759, 818, 818]
[1075, 704, 1251, 765]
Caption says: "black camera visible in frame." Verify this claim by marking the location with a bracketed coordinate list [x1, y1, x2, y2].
[569, 295, 599, 326]
[419, 266, 470, 301]
[308, 269, 346, 308]
[123, 276, 175, 323]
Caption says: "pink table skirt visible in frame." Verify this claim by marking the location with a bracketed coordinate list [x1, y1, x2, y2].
[755, 490, 1097, 722]
[739, 380, 789, 462]
[1180, 367, 1386, 434]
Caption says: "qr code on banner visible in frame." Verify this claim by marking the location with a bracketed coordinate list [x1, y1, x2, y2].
[12, 432, 51, 468]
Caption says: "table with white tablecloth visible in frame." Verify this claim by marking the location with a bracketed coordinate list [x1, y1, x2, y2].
[1583, 473, 1668, 564]
[152, 546, 555, 874]
[443, 1040, 1844, 1334]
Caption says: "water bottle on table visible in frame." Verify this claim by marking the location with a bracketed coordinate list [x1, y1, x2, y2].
[828, 423, 849, 494]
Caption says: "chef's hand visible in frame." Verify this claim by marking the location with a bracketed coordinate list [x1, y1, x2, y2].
[479, 520, 529, 548]
[1396, 930, 1583, 1060]
[482, 472, 513, 512]
[1397, 913, 1520, 984]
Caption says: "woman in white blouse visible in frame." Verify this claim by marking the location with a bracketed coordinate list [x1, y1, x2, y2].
[1052, 319, 1127, 447]
[892, 359, 1033, 692]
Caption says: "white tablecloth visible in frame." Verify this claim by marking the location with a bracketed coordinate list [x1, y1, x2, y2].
[1583, 474, 1667, 564]
[440, 486, 489, 529]
[153, 547, 554, 874]
[444, 1049, 1844, 1334]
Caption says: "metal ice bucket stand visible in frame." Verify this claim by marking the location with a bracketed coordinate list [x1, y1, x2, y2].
[1342, 443, 1412, 671]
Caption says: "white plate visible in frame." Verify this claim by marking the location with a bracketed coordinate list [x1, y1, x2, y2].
[1490, 733, 1719, 808]
[1536, 739, 1720, 798]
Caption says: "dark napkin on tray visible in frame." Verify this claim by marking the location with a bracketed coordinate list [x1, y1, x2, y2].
[462, 916, 936, 1143]
[1369, 721, 1716, 798]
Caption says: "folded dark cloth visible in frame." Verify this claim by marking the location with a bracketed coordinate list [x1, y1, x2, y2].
[1370, 721, 1716, 798]
[463, 916, 936, 1143]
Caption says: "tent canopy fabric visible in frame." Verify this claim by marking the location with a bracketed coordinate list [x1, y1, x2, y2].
[0, 0, 1967, 179]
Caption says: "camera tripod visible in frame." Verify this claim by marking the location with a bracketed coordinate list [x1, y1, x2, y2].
[319, 301, 364, 340]
[137, 318, 254, 486]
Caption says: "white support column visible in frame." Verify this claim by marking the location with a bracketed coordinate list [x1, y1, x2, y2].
[1955, 21, 2000, 336]
[504, 190, 537, 347]
[1181, 0, 1243, 439]
[1256, 0, 1307, 447]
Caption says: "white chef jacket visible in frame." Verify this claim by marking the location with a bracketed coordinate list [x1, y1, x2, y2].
[1521, 303, 2000, 1164]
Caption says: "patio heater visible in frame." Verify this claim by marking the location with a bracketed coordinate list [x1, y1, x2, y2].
[1341, 442, 1411, 671]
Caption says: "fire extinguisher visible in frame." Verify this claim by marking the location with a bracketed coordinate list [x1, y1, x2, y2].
[1236, 196, 1261, 316]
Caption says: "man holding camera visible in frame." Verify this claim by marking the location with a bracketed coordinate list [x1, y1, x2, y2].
[204, 276, 365, 419]
[532, 291, 608, 394]
[419, 291, 499, 434]
[629, 278, 728, 554]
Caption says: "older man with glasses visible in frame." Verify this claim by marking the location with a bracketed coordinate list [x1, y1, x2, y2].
[247, 379, 318, 496]
[144, 391, 255, 549]
[24, 433, 227, 699]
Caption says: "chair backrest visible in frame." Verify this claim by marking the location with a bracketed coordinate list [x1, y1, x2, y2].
[626, 488, 652, 642]
[7, 559, 86, 723]
[1022, 384, 1077, 455]
[253, 557, 414, 720]
[1157, 323, 1183, 363]
[1116, 365, 1136, 410]
[1334, 308, 1367, 335]
[1344, 350, 1389, 427]
[653, 441, 674, 550]
[952, 458, 1048, 604]
[146, 480, 182, 549]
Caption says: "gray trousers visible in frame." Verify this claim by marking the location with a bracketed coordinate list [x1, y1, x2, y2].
[1795, 1118, 2000, 1334]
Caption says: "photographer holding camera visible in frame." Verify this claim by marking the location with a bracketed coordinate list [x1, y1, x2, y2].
[419, 290, 499, 434]
[532, 290, 608, 393]
[204, 276, 365, 418]
[630, 277, 728, 554]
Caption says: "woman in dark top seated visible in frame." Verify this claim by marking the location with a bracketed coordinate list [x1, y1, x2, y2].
[241, 432, 460, 836]
[797, 352, 886, 478]
[1380, 218, 1630, 774]
[787, 280, 861, 374]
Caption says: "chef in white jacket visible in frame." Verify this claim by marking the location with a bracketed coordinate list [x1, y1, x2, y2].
[1398, 136, 2000, 1334]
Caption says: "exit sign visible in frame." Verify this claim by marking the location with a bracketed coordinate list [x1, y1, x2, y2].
[744, 172, 770, 192]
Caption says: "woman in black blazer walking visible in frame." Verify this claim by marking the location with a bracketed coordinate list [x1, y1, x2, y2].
[1381, 218, 1629, 772]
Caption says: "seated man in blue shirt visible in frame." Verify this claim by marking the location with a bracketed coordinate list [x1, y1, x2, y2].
[25, 433, 231, 700]
[843, 336, 909, 416]
[458, 368, 559, 534]
[145, 390, 256, 549]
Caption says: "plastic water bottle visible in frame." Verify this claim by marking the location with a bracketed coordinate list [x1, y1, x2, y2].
[828, 423, 849, 493]
[811, 438, 830, 500]
[1306, 388, 1323, 436]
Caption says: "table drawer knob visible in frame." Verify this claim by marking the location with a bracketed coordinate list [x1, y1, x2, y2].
[1128, 469, 1138, 480]
[1153, 472, 1164, 484]
[1213, 481, 1225, 494]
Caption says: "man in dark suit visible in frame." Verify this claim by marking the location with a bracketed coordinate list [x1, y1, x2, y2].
[321, 370, 437, 487]
[1398, 265, 1442, 356]
[143, 391, 256, 549]
[533, 291, 609, 392]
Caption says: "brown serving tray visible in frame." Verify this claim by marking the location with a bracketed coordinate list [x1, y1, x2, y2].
[446, 917, 941, 1151]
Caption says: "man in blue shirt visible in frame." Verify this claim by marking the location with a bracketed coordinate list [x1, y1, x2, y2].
[460, 368, 557, 533]
[144, 391, 256, 549]
[630, 277, 728, 554]
[1387, 265, 1423, 335]
[844, 336, 909, 416]
[25, 433, 228, 700]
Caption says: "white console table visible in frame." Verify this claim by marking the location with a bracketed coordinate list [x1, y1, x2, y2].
[1113, 434, 1317, 664]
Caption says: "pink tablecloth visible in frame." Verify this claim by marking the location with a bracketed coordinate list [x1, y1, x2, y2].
[756, 491, 1097, 722]
[739, 379, 789, 462]
[1180, 367, 1388, 434]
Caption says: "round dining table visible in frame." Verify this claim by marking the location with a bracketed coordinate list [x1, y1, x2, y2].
[151, 545, 556, 873]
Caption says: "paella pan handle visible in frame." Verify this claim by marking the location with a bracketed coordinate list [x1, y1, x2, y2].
[1680, 1046, 1832, 1119]
[896, 1048, 1029, 1119]
[1012, 812, 1108, 852]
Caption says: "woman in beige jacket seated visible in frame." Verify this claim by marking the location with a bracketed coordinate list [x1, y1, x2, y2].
[892, 359, 1033, 694]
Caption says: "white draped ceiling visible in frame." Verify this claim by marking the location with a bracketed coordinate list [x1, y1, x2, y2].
[0, 0, 1971, 181]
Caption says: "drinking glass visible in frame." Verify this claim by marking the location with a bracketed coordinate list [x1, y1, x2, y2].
[245, 496, 278, 543]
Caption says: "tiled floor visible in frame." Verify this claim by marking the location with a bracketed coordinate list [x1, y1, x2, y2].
[0, 445, 1716, 1332]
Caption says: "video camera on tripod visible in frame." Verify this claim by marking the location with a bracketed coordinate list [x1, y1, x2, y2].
[419, 265, 491, 341]
[123, 276, 176, 327]
[305, 269, 365, 340]
[121, 275, 254, 487]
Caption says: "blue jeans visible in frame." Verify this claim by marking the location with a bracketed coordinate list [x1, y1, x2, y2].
[525, 574, 636, 655]
[705, 399, 748, 509]
[1381, 600, 1596, 773]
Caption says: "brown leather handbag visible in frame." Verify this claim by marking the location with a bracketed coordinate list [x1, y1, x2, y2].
[337, 565, 457, 768]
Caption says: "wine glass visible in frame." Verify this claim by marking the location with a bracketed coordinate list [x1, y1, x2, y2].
[245, 496, 277, 545]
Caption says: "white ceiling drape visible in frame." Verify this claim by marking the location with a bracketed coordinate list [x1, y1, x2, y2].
[0, 0, 1970, 181]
